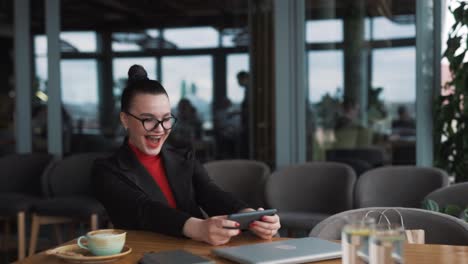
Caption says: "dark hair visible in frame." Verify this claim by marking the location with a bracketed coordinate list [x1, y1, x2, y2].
[120, 65, 168, 112]
[236, 71, 249, 80]
[342, 98, 358, 111]
[397, 105, 408, 116]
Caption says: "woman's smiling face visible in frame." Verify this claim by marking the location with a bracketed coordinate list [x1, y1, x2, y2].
[120, 93, 172, 156]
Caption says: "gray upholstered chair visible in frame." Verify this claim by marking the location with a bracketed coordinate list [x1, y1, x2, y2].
[355, 166, 449, 208]
[0, 153, 54, 260]
[265, 162, 356, 235]
[310, 207, 468, 245]
[28, 153, 109, 255]
[326, 148, 385, 167]
[204, 160, 270, 209]
[424, 182, 468, 210]
[326, 147, 387, 176]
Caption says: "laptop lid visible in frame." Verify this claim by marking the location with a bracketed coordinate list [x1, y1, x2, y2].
[212, 237, 341, 264]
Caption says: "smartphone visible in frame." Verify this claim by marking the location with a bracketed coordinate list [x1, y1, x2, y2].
[226, 209, 277, 230]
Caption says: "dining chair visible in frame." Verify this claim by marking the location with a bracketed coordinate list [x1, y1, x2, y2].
[265, 162, 356, 236]
[424, 182, 468, 210]
[354, 166, 449, 208]
[28, 152, 109, 256]
[204, 159, 270, 209]
[310, 207, 468, 245]
[0, 153, 54, 260]
[326, 147, 385, 176]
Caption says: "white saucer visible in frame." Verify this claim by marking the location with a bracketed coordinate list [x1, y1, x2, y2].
[46, 244, 132, 263]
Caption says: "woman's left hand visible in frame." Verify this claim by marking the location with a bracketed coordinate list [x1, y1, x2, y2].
[247, 208, 281, 240]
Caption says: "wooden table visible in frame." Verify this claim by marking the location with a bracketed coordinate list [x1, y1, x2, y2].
[17, 230, 468, 263]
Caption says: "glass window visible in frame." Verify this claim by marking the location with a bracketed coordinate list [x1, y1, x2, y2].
[32, 58, 100, 144]
[227, 54, 249, 104]
[308, 51, 343, 103]
[307, 51, 343, 160]
[162, 56, 213, 160]
[35, 32, 98, 54]
[146, 29, 160, 38]
[305, 0, 417, 166]
[60, 32, 97, 52]
[222, 28, 249, 47]
[112, 32, 146, 52]
[372, 47, 416, 121]
[35, 57, 48, 93]
[164, 27, 219, 49]
[161, 56, 212, 123]
[372, 17, 415, 40]
[112, 30, 166, 51]
[112, 42, 142, 52]
[61, 60, 99, 132]
[34, 36, 47, 56]
[306, 19, 343, 43]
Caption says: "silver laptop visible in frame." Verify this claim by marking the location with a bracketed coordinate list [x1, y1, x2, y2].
[212, 237, 342, 264]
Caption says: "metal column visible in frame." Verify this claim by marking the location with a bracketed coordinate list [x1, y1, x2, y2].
[416, 0, 439, 166]
[46, 0, 63, 156]
[14, 0, 32, 153]
[274, 0, 306, 168]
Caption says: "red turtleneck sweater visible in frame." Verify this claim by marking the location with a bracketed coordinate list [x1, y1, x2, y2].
[128, 143, 177, 209]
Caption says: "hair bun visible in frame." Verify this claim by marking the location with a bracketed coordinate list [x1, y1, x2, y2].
[128, 64, 148, 82]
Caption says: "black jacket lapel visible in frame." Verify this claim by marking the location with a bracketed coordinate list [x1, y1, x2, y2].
[115, 143, 168, 206]
[161, 145, 193, 211]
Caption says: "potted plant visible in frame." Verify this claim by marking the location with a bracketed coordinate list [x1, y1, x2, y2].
[434, 1, 468, 182]
[422, 199, 468, 222]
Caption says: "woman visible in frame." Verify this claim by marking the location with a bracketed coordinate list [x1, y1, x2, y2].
[92, 65, 280, 246]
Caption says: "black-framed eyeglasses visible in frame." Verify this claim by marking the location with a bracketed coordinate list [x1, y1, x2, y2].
[125, 112, 177, 131]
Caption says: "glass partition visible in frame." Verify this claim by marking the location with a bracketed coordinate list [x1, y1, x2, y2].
[30, 1, 251, 159]
[305, 0, 417, 169]
[164, 27, 219, 49]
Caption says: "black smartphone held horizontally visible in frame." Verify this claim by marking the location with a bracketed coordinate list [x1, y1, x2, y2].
[226, 209, 277, 230]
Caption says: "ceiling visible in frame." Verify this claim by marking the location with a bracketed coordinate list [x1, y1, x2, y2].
[0, 0, 415, 35]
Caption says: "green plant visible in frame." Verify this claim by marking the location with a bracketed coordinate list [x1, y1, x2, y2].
[434, 1, 468, 182]
[422, 199, 468, 222]
[315, 89, 342, 130]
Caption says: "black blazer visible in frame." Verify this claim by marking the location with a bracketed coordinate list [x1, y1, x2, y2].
[92, 141, 247, 237]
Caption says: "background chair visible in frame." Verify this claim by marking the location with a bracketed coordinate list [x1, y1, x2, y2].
[424, 182, 468, 210]
[204, 160, 270, 209]
[0, 153, 53, 260]
[28, 152, 109, 256]
[70, 134, 119, 153]
[325, 157, 373, 176]
[391, 141, 416, 165]
[265, 162, 356, 236]
[310, 207, 468, 245]
[326, 147, 385, 176]
[354, 166, 448, 208]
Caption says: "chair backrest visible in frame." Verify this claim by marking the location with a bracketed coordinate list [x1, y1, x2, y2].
[42, 152, 110, 197]
[309, 207, 468, 245]
[70, 134, 119, 153]
[326, 157, 373, 176]
[355, 166, 449, 208]
[265, 162, 356, 214]
[326, 147, 385, 168]
[204, 159, 270, 209]
[424, 182, 468, 209]
[0, 153, 54, 195]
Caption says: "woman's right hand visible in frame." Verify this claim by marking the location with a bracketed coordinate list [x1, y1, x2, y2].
[183, 216, 241, 246]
